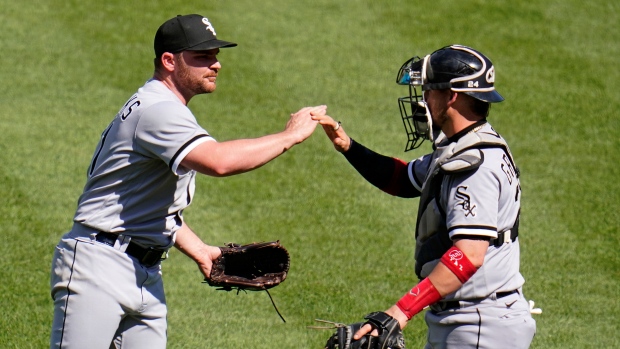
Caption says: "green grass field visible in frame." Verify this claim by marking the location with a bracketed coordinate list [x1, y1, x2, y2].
[1, 0, 618, 348]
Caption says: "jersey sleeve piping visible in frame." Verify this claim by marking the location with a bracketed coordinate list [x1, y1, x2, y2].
[408, 161, 423, 192]
[449, 225, 498, 239]
[169, 134, 214, 175]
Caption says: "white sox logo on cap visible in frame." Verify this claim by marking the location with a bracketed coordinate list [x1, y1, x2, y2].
[202, 17, 217, 36]
[154, 14, 237, 57]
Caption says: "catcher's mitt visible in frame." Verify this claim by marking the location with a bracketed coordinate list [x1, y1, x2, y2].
[313, 312, 405, 349]
[206, 241, 290, 291]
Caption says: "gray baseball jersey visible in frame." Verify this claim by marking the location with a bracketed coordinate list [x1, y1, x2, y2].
[74, 79, 214, 247]
[409, 123, 524, 300]
[340, 121, 535, 349]
[51, 79, 214, 349]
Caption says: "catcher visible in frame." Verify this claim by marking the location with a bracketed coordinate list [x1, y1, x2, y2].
[312, 45, 536, 349]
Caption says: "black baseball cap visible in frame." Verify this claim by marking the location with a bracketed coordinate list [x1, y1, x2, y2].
[154, 14, 237, 57]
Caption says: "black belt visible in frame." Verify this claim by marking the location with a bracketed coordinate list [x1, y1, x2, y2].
[435, 289, 519, 311]
[95, 232, 166, 267]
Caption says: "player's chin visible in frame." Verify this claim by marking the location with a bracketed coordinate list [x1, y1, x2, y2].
[200, 82, 217, 94]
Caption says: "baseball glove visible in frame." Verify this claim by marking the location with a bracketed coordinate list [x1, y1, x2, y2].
[205, 241, 290, 291]
[316, 312, 405, 349]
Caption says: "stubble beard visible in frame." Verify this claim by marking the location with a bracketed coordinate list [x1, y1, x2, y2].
[176, 56, 217, 97]
[432, 112, 448, 129]
[428, 102, 449, 130]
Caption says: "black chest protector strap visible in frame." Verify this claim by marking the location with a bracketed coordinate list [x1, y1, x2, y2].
[491, 212, 520, 247]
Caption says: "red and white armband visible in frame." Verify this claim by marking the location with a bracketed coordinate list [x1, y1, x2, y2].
[440, 246, 478, 283]
[396, 246, 479, 319]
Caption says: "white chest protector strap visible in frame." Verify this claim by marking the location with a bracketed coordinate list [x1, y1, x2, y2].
[414, 130, 519, 279]
[437, 130, 517, 175]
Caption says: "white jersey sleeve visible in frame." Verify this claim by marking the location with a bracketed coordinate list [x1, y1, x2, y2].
[135, 100, 213, 175]
[442, 146, 520, 239]
[444, 167, 499, 239]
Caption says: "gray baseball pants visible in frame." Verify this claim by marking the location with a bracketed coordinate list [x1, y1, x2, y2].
[50, 227, 167, 349]
[424, 290, 536, 348]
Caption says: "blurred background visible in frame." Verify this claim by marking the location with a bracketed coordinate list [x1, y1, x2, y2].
[1, 0, 618, 347]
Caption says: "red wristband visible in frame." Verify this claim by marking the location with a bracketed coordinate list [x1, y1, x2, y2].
[440, 246, 478, 283]
[396, 278, 442, 320]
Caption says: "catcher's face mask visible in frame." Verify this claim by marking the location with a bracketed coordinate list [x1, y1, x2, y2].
[396, 55, 434, 151]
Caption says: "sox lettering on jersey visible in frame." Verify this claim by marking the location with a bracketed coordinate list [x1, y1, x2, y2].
[455, 185, 476, 217]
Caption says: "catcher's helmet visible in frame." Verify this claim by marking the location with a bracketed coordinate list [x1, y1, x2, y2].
[396, 45, 503, 151]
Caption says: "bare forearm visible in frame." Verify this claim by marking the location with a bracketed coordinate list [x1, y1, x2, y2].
[174, 223, 220, 278]
[183, 132, 298, 177]
[427, 262, 464, 295]
[175, 223, 207, 260]
[181, 105, 324, 176]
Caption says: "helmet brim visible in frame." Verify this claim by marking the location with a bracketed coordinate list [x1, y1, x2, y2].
[465, 90, 505, 103]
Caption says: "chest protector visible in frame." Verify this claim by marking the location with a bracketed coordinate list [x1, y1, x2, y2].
[414, 130, 518, 279]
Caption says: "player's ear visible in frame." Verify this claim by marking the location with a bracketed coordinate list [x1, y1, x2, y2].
[449, 91, 459, 104]
[160, 52, 176, 72]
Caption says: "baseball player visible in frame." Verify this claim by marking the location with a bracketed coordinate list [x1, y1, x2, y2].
[49, 14, 325, 349]
[313, 45, 536, 348]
